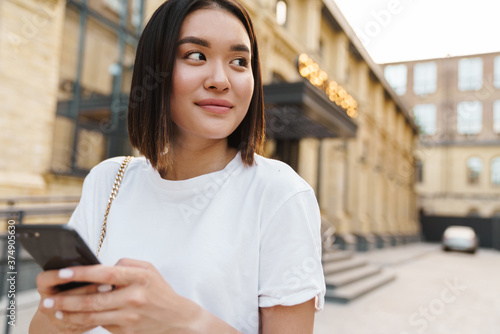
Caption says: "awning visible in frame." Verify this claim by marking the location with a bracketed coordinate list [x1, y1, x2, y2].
[264, 81, 357, 139]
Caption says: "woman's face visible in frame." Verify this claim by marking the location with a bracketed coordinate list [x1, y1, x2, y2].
[170, 8, 254, 144]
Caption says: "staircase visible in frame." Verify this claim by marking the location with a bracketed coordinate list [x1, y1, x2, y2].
[322, 250, 396, 303]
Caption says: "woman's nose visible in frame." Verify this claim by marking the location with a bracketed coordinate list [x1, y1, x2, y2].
[204, 61, 230, 92]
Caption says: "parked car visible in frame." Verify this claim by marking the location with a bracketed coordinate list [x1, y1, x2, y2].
[442, 226, 478, 254]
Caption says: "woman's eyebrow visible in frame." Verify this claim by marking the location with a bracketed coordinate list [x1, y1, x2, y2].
[231, 44, 250, 53]
[177, 36, 250, 53]
[177, 36, 209, 47]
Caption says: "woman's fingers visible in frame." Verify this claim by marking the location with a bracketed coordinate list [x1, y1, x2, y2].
[52, 309, 131, 329]
[41, 286, 152, 330]
[43, 284, 148, 313]
[36, 260, 171, 331]
[36, 265, 102, 294]
[37, 262, 150, 293]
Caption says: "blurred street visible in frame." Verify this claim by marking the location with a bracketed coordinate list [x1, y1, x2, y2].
[315, 243, 500, 334]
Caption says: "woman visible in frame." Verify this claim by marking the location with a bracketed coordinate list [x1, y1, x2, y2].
[31, 0, 325, 333]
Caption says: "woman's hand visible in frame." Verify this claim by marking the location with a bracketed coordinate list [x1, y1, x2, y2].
[36, 259, 204, 333]
[33, 275, 109, 333]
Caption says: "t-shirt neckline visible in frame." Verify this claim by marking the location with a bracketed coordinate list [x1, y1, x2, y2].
[147, 151, 244, 192]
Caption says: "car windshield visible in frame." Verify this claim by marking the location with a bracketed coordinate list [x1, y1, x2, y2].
[445, 227, 475, 238]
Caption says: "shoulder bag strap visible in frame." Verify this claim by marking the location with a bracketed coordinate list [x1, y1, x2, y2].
[96, 156, 133, 257]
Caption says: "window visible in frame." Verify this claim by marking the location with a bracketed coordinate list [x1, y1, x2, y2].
[467, 157, 482, 185]
[492, 157, 500, 186]
[413, 104, 436, 135]
[494, 100, 500, 134]
[276, 0, 288, 26]
[458, 57, 483, 91]
[131, 0, 143, 28]
[413, 62, 437, 95]
[457, 101, 482, 135]
[51, 1, 142, 175]
[104, 0, 125, 14]
[495, 56, 500, 88]
[384, 64, 407, 95]
[416, 159, 423, 183]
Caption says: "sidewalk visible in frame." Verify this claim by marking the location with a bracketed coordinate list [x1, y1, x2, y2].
[314, 243, 500, 334]
[315, 242, 443, 334]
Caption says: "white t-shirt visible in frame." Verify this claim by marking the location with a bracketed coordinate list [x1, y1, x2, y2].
[69, 152, 325, 334]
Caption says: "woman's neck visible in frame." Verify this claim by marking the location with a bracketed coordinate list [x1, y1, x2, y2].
[159, 139, 237, 181]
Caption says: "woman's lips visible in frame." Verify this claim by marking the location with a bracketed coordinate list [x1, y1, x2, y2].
[196, 99, 233, 114]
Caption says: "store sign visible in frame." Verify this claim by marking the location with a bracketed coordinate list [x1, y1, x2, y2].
[297, 53, 358, 118]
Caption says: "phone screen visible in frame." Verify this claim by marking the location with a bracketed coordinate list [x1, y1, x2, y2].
[15, 224, 100, 291]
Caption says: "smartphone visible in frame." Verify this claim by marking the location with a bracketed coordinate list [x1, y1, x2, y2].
[15, 224, 100, 291]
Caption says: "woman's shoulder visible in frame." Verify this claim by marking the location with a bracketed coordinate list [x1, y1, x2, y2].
[250, 154, 313, 194]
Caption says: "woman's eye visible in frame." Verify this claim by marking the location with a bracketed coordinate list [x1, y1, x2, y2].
[185, 52, 206, 61]
[231, 58, 248, 67]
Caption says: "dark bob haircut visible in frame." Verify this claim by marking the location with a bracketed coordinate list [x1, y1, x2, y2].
[128, 0, 265, 170]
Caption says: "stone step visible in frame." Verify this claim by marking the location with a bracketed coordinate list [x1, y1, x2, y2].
[325, 271, 396, 303]
[325, 264, 382, 288]
[322, 258, 367, 276]
[322, 251, 353, 264]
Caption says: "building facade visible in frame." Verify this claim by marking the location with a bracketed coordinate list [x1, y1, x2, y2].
[383, 52, 500, 219]
[1, 0, 420, 247]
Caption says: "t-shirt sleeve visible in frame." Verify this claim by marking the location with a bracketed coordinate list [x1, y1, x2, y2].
[67, 170, 96, 250]
[258, 189, 326, 311]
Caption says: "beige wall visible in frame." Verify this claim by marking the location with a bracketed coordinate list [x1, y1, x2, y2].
[0, 0, 66, 196]
[416, 145, 500, 217]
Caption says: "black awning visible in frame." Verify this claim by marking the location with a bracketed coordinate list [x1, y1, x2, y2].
[264, 81, 357, 139]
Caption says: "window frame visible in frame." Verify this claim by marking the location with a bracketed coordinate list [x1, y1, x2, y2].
[494, 56, 500, 88]
[457, 101, 482, 135]
[493, 100, 500, 134]
[53, 0, 144, 176]
[413, 61, 437, 96]
[384, 64, 407, 95]
[413, 104, 437, 135]
[466, 157, 482, 185]
[275, 0, 288, 26]
[458, 57, 483, 91]
[492, 157, 500, 186]
[415, 159, 423, 183]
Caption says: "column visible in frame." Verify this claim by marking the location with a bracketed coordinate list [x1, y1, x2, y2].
[0, 0, 66, 195]
[304, 0, 322, 53]
[321, 139, 350, 234]
[298, 137, 319, 193]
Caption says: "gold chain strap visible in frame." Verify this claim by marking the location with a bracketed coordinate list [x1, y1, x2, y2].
[96, 156, 133, 257]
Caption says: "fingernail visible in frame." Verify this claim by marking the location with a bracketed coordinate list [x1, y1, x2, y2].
[43, 298, 54, 308]
[97, 284, 113, 293]
[59, 269, 74, 279]
[55, 311, 64, 320]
